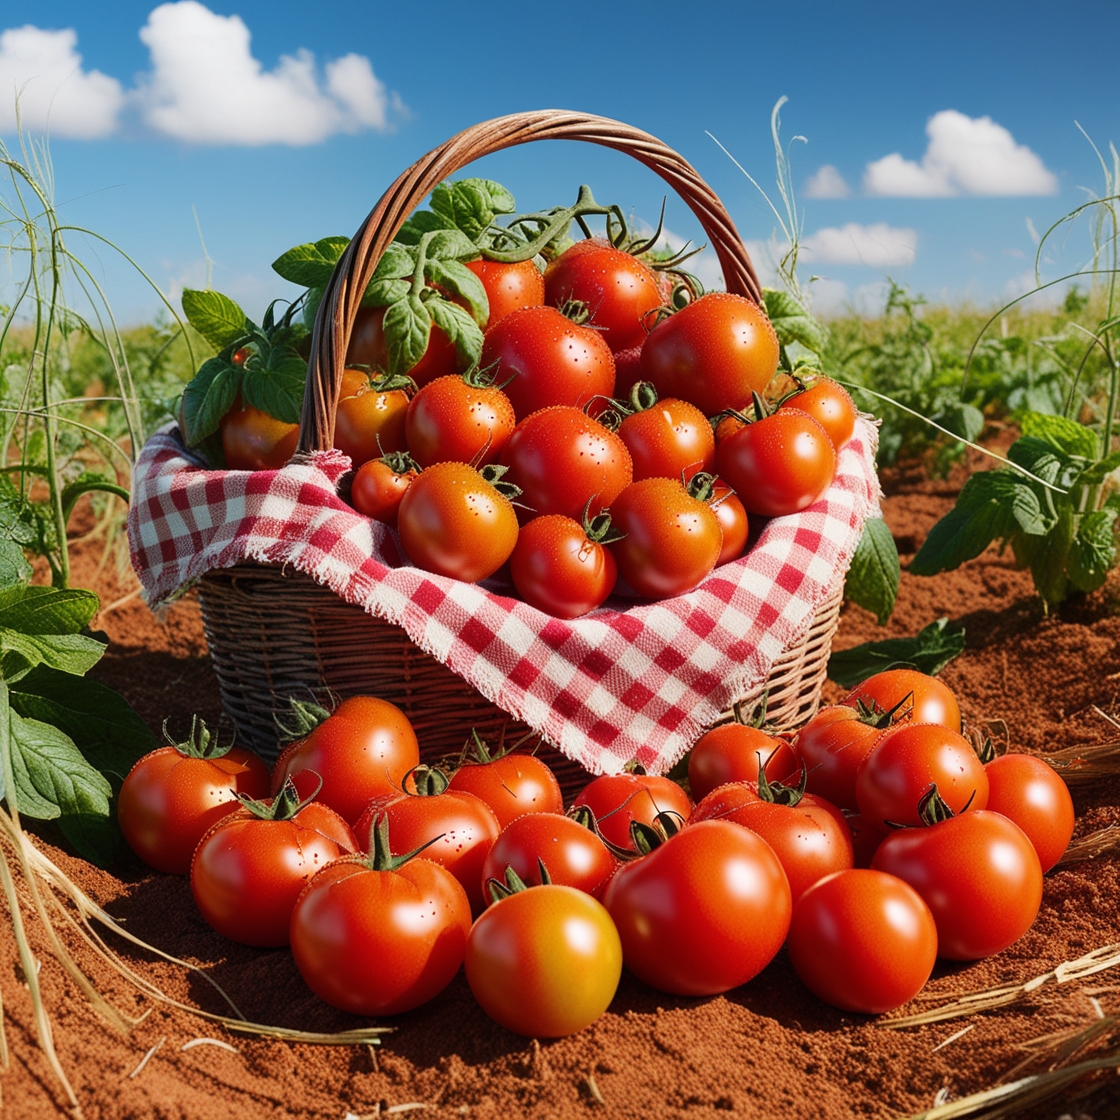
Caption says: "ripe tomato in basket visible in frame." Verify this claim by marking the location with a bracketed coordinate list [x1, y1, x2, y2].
[191, 779, 358, 947]
[572, 765, 693, 853]
[220, 398, 298, 470]
[404, 368, 516, 468]
[290, 813, 472, 1016]
[118, 717, 270, 875]
[710, 478, 749, 565]
[544, 238, 663, 353]
[615, 382, 716, 482]
[639, 292, 780, 416]
[349, 451, 418, 525]
[500, 406, 632, 523]
[347, 305, 463, 387]
[466, 258, 545, 327]
[480, 305, 616, 420]
[332, 367, 411, 464]
[271, 695, 421, 826]
[779, 376, 857, 452]
[396, 460, 520, 582]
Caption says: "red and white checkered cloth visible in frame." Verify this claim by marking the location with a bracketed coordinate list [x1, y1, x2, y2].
[128, 418, 880, 777]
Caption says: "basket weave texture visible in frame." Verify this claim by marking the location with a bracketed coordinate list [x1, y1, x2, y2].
[127, 110, 882, 777]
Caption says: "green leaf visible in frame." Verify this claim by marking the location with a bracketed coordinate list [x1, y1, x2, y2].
[382, 296, 432, 376]
[271, 236, 350, 287]
[180, 356, 240, 446]
[363, 278, 411, 308]
[827, 618, 966, 690]
[181, 289, 251, 351]
[426, 259, 488, 326]
[763, 288, 828, 354]
[10, 666, 157, 779]
[1068, 508, 1118, 593]
[1007, 436, 1075, 487]
[428, 300, 484, 369]
[0, 630, 106, 681]
[372, 243, 417, 281]
[909, 469, 1051, 576]
[241, 352, 306, 424]
[0, 486, 43, 548]
[1075, 448, 1120, 488]
[0, 540, 31, 592]
[1018, 411, 1098, 459]
[396, 209, 452, 245]
[844, 518, 900, 625]
[302, 286, 326, 331]
[426, 229, 482, 262]
[0, 585, 99, 635]
[431, 179, 517, 244]
[1012, 508, 1074, 607]
[931, 401, 984, 444]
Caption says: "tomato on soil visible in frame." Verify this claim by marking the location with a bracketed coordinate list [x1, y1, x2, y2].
[447, 748, 564, 829]
[842, 668, 962, 732]
[984, 753, 1075, 873]
[787, 869, 938, 1013]
[220, 399, 298, 470]
[465, 883, 622, 1037]
[687, 720, 798, 803]
[572, 768, 693, 853]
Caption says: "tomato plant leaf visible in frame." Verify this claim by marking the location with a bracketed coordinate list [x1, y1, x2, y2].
[180, 356, 241, 446]
[428, 299, 484, 368]
[382, 296, 431, 376]
[395, 209, 450, 245]
[1075, 448, 1120, 487]
[427, 179, 516, 245]
[827, 618, 966, 689]
[363, 278, 410, 308]
[426, 229, 482, 263]
[909, 469, 1051, 576]
[241, 352, 306, 425]
[0, 631, 105, 681]
[372, 243, 416, 282]
[1067, 508, 1118, 593]
[10, 666, 156, 780]
[0, 585, 99, 635]
[181, 289, 252, 351]
[271, 236, 350, 287]
[930, 401, 984, 444]
[426, 260, 488, 326]
[763, 288, 827, 355]
[0, 540, 32, 592]
[1018, 411, 1099, 460]
[1011, 508, 1075, 607]
[843, 517, 900, 625]
[1007, 435, 1077, 487]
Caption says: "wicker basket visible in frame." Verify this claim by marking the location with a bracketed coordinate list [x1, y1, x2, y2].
[195, 110, 846, 787]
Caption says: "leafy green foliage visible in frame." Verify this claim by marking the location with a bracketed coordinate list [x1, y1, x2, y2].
[843, 518, 900, 625]
[827, 618, 966, 689]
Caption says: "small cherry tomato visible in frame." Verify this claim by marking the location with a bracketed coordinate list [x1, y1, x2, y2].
[984, 753, 1075, 873]
[190, 781, 358, 947]
[710, 479, 749, 565]
[842, 669, 962, 733]
[290, 813, 472, 1015]
[780, 377, 857, 452]
[271, 695, 421, 827]
[787, 869, 938, 1013]
[856, 722, 989, 830]
[603, 819, 791, 996]
[465, 883, 622, 1037]
[349, 452, 418, 525]
[118, 718, 270, 875]
[872, 808, 1043, 960]
[572, 766, 693, 853]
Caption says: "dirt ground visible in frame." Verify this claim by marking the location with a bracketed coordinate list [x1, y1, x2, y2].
[3, 450, 1120, 1120]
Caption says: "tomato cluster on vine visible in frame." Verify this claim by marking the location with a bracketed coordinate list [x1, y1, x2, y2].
[118, 667, 1075, 1032]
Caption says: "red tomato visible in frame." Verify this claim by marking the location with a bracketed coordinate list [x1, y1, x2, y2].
[396, 461, 520, 582]
[872, 809, 1043, 960]
[603, 819, 791, 995]
[500, 407, 632, 522]
[639, 292, 780, 416]
[711, 479, 749, 565]
[270, 695, 421, 827]
[349, 453, 417, 525]
[608, 476, 723, 598]
[691, 780, 854, 903]
[333, 367, 411, 463]
[220, 400, 298, 470]
[795, 704, 903, 812]
[715, 409, 836, 518]
[480, 812, 618, 899]
[465, 883, 622, 1037]
[572, 768, 693, 853]
[844, 811, 885, 868]
[190, 788, 358, 946]
[447, 746, 564, 829]
[118, 722, 270, 875]
[687, 719, 798, 803]
[984, 753, 1075, 873]
[467, 258, 545, 327]
[842, 669, 962, 733]
[480, 305, 616, 420]
[508, 512, 619, 618]
[787, 869, 938, 1013]
[347, 305, 462, 387]
[781, 377, 857, 452]
[544, 239, 662, 353]
[290, 816, 471, 1015]
[404, 370, 516, 468]
[856, 722, 989, 830]
[616, 386, 716, 482]
[613, 344, 644, 399]
[354, 766, 500, 913]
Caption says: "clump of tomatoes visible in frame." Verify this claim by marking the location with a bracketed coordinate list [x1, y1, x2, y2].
[118, 666, 1075, 1033]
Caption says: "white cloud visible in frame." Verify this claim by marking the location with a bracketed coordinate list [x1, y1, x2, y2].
[135, 1, 399, 145]
[0, 25, 124, 138]
[803, 164, 850, 199]
[863, 110, 1059, 198]
[800, 223, 917, 268]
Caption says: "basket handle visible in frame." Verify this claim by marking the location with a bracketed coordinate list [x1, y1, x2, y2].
[299, 109, 763, 453]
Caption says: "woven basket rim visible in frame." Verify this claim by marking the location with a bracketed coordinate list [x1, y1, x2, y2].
[298, 108, 762, 454]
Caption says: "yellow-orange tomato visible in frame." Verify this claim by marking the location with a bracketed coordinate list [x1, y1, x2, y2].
[333, 368, 410, 464]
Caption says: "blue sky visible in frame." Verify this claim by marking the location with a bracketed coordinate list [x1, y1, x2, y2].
[3, 0, 1119, 325]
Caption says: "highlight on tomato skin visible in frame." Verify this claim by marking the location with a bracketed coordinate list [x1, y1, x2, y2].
[983, 753, 1075, 873]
